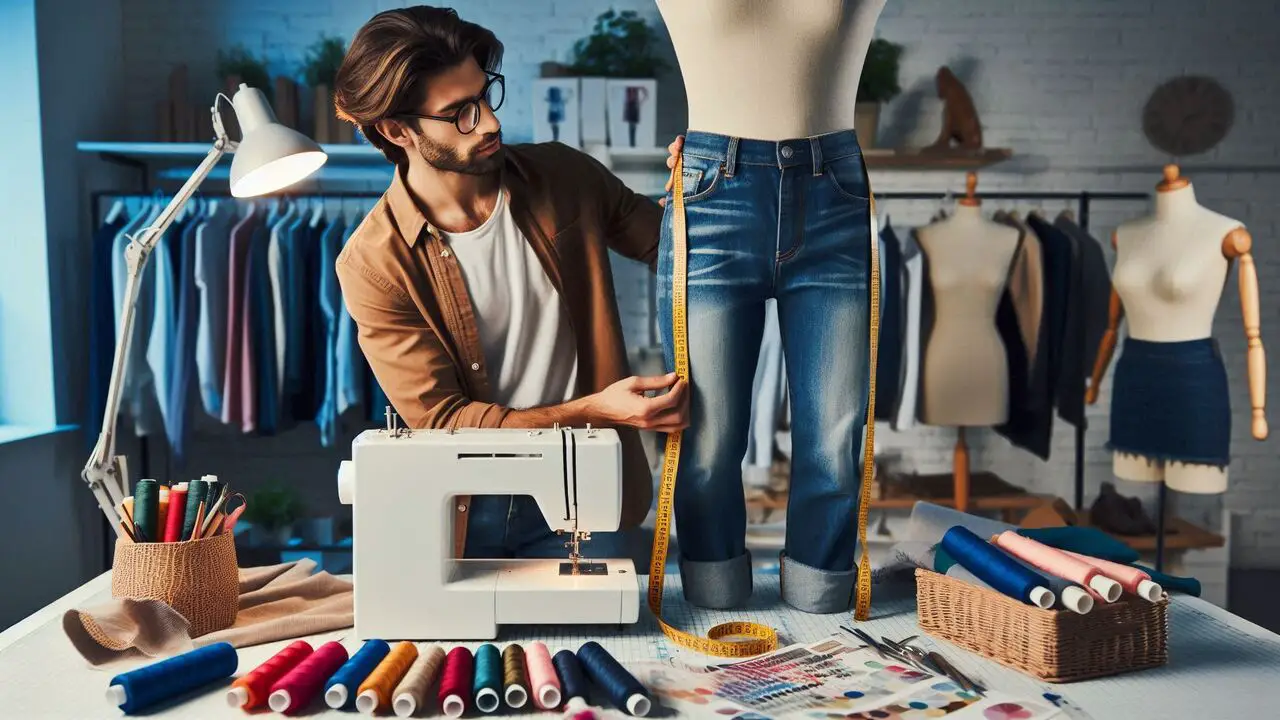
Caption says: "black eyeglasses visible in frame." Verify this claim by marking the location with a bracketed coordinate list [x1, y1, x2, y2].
[399, 72, 505, 134]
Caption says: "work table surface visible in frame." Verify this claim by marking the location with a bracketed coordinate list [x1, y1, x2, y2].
[2, 572, 1279, 718]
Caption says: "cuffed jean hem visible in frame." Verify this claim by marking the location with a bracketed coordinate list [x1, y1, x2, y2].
[679, 551, 753, 609]
[779, 552, 856, 614]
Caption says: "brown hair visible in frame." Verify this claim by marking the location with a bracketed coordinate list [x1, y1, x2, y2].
[334, 6, 503, 167]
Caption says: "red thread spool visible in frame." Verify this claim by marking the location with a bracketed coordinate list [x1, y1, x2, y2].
[437, 647, 475, 719]
[227, 640, 313, 709]
[268, 641, 349, 715]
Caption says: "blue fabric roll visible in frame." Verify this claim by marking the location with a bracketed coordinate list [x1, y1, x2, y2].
[940, 526, 1051, 606]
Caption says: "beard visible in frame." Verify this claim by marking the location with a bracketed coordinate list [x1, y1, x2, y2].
[412, 129, 504, 175]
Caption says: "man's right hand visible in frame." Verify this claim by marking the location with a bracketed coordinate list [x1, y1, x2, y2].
[587, 372, 689, 433]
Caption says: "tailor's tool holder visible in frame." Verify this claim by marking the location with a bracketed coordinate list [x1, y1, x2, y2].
[915, 569, 1168, 683]
[110, 533, 239, 637]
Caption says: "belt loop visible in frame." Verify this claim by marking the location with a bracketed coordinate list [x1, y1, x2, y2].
[725, 136, 740, 178]
[810, 136, 824, 177]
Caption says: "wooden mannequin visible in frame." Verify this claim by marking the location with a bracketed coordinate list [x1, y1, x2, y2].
[656, 0, 888, 140]
[1087, 165, 1267, 494]
[917, 173, 1021, 510]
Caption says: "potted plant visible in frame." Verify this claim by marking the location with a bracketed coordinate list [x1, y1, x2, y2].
[216, 44, 273, 102]
[856, 38, 904, 149]
[244, 484, 305, 547]
[301, 34, 348, 143]
[566, 9, 670, 149]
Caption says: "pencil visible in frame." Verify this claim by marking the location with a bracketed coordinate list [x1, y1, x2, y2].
[190, 500, 206, 541]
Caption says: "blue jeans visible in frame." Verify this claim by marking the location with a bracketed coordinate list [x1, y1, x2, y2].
[658, 130, 873, 613]
[462, 495, 630, 559]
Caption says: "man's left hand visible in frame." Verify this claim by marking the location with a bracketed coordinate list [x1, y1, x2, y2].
[658, 135, 685, 207]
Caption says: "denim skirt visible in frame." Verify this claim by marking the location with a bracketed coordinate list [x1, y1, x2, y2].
[1107, 338, 1230, 467]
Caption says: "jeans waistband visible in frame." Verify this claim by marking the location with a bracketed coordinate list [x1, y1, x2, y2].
[681, 129, 862, 174]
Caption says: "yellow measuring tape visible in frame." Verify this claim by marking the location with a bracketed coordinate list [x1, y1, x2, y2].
[647, 154, 881, 658]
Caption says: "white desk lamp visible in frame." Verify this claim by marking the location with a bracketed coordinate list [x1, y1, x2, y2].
[83, 84, 328, 534]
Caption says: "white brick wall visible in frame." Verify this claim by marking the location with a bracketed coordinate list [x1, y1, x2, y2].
[116, 0, 1280, 567]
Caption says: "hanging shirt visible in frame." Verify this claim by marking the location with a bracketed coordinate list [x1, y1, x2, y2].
[221, 206, 258, 427]
[87, 213, 127, 451]
[1053, 215, 1111, 428]
[875, 221, 904, 420]
[147, 215, 186, 444]
[195, 200, 239, 418]
[892, 226, 924, 431]
[336, 219, 364, 415]
[282, 209, 311, 406]
[316, 216, 348, 447]
[168, 217, 202, 464]
[268, 203, 296, 402]
[248, 214, 278, 434]
[443, 187, 578, 409]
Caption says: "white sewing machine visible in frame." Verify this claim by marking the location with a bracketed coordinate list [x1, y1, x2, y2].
[337, 415, 640, 640]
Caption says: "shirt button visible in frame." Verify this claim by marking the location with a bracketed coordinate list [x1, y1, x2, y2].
[471, 363, 480, 371]
[781, 146, 794, 159]
[441, 249, 451, 258]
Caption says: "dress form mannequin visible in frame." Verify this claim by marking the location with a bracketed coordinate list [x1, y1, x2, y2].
[656, 0, 889, 140]
[1088, 165, 1268, 494]
[916, 173, 1021, 510]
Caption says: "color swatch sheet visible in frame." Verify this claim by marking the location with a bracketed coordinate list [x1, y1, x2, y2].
[633, 634, 1059, 720]
[4, 574, 1280, 717]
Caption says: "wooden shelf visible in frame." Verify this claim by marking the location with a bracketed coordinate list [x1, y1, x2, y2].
[863, 147, 1013, 169]
[1019, 499, 1225, 553]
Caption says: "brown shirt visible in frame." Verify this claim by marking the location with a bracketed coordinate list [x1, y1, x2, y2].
[336, 143, 662, 557]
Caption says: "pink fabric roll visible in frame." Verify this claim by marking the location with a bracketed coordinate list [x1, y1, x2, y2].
[1064, 551, 1160, 599]
[993, 532, 1122, 601]
[525, 642, 561, 710]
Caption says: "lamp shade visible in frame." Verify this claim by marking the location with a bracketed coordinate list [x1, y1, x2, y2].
[228, 84, 328, 197]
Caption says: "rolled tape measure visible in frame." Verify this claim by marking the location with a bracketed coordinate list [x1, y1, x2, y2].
[647, 154, 881, 659]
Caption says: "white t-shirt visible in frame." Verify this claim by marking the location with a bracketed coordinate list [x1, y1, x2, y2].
[444, 188, 579, 409]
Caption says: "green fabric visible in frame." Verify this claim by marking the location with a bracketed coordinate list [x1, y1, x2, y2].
[1131, 563, 1201, 597]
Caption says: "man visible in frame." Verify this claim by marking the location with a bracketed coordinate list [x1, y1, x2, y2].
[333, 6, 687, 561]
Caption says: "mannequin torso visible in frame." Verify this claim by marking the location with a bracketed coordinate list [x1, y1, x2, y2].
[1110, 182, 1241, 491]
[656, 0, 888, 140]
[917, 205, 1021, 426]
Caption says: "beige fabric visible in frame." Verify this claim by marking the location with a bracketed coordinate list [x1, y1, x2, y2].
[993, 211, 1044, 368]
[63, 559, 352, 666]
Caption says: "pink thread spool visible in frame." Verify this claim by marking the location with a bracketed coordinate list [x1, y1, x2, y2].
[268, 641, 349, 715]
[525, 642, 562, 710]
[1064, 551, 1162, 601]
[993, 532, 1122, 602]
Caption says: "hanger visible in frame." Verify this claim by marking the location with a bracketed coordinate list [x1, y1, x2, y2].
[309, 197, 326, 229]
[958, 172, 980, 207]
[104, 197, 125, 225]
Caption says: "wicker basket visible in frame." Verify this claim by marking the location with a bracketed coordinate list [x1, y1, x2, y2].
[916, 568, 1168, 683]
[111, 532, 239, 637]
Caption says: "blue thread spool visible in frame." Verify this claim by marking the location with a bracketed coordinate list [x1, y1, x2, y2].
[325, 639, 389, 709]
[473, 643, 502, 713]
[577, 642, 651, 716]
[107, 642, 237, 714]
[553, 649, 588, 709]
[941, 526, 1055, 609]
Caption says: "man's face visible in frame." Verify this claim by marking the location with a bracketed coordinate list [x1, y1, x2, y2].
[408, 56, 503, 175]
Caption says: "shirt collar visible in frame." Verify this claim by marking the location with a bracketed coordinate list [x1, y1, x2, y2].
[386, 152, 529, 248]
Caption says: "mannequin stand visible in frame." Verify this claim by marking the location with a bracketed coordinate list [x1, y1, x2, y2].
[1155, 482, 1167, 572]
[954, 428, 970, 513]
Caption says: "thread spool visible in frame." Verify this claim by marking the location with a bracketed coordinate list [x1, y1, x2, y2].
[269, 641, 349, 715]
[941, 527, 1055, 609]
[356, 641, 418, 715]
[525, 641, 561, 710]
[227, 640, 313, 710]
[553, 649, 589, 710]
[1064, 551, 1163, 601]
[181, 478, 206, 540]
[577, 642, 650, 717]
[502, 644, 530, 709]
[392, 645, 444, 718]
[473, 643, 502, 713]
[994, 532, 1123, 602]
[133, 479, 159, 542]
[164, 484, 187, 543]
[438, 646, 474, 719]
[107, 642, 238, 715]
[326, 639, 390, 709]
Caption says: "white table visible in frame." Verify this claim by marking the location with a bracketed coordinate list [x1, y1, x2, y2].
[2, 572, 1279, 718]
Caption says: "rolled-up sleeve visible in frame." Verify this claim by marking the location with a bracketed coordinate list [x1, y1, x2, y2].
[336, 257, 511, 429]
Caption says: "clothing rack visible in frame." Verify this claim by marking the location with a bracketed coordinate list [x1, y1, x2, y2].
[872, 189, 1179, 570]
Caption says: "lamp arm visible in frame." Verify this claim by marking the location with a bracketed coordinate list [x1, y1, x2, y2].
[82, 137, 230, 535]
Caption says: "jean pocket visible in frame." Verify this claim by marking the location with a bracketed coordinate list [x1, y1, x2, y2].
[823, 153, 871, 202]
[678, 154, 725, 204]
